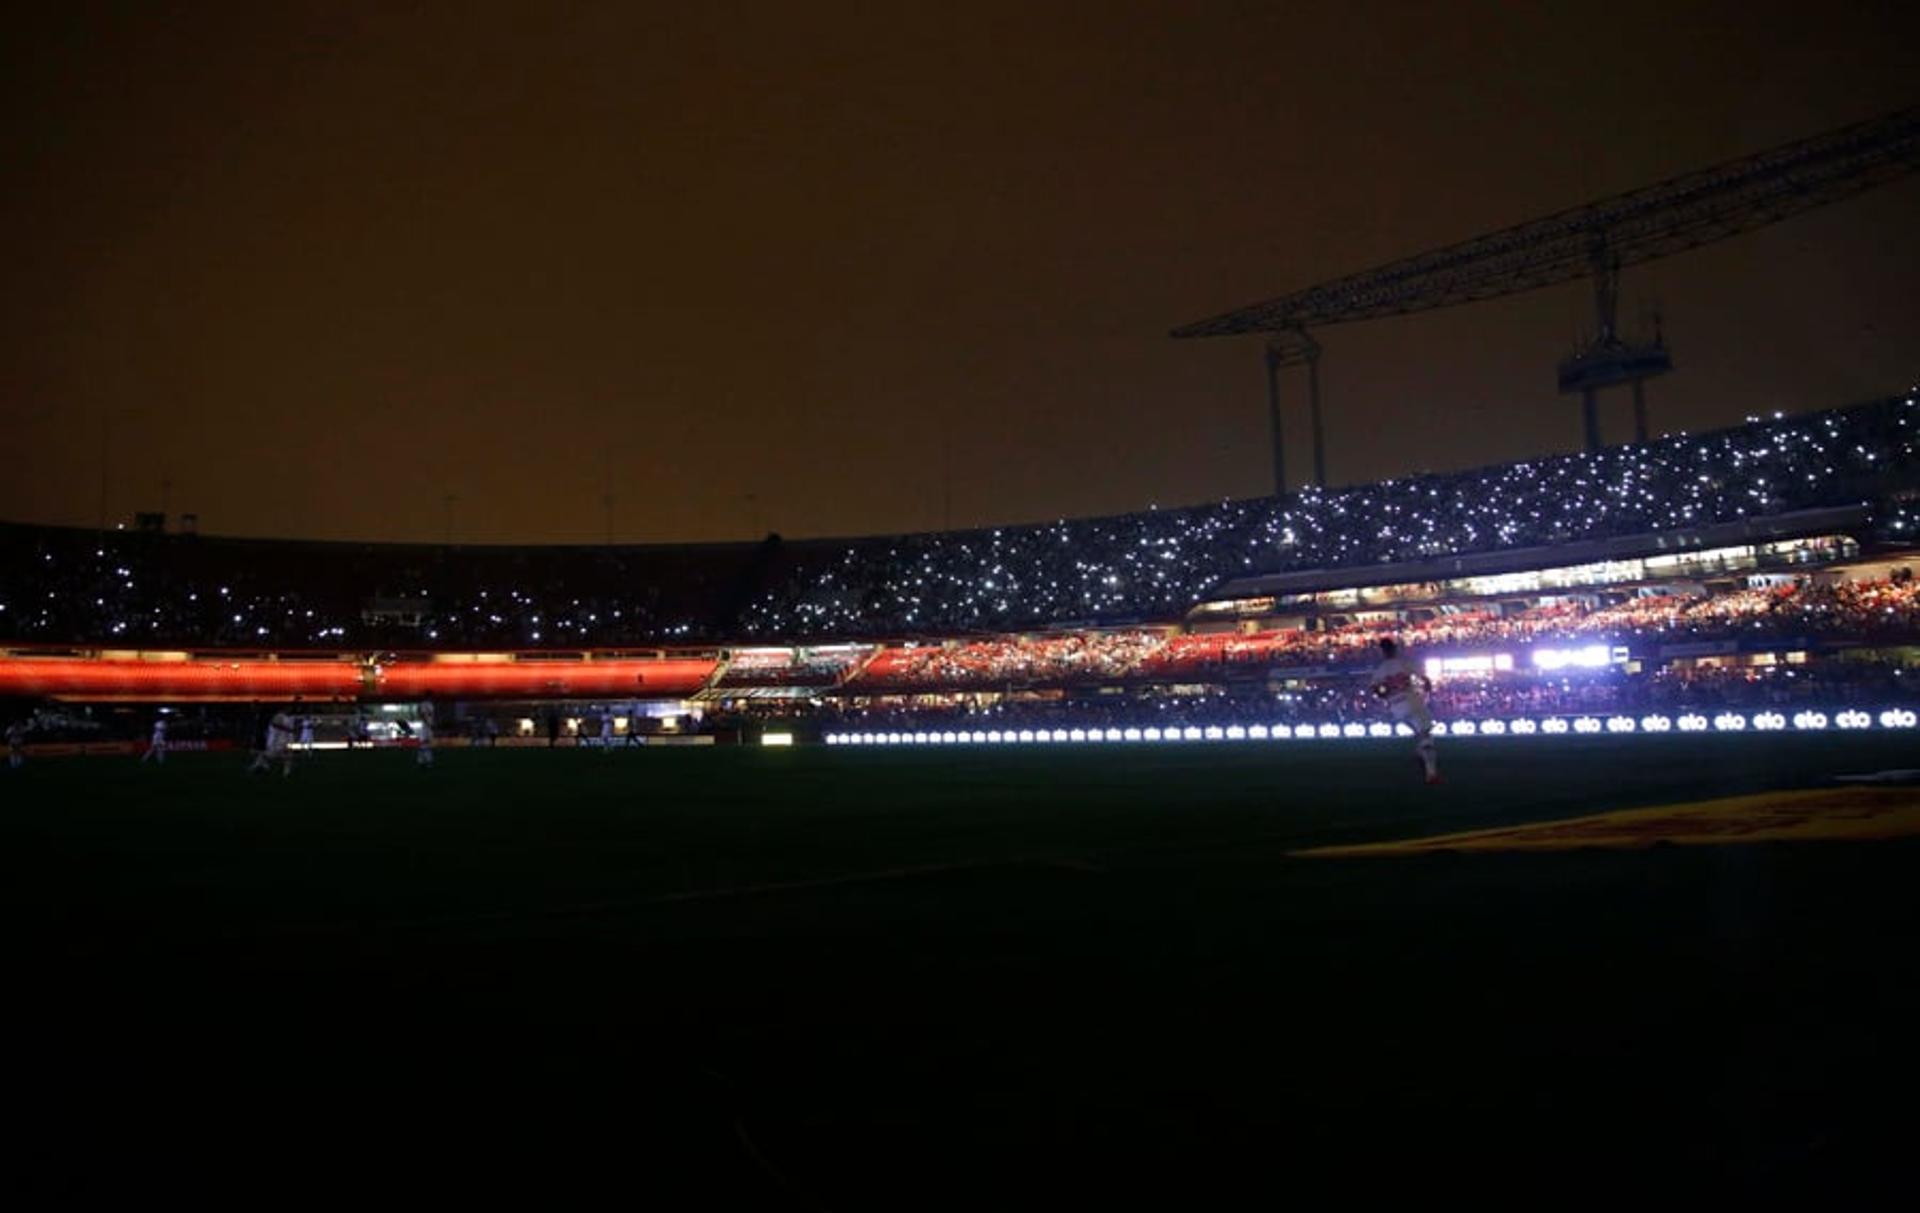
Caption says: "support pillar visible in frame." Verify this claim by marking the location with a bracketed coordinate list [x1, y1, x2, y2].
[1264, 344, 1287, 497]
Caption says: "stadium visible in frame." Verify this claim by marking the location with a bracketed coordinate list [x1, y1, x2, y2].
[7, 42, 1920, 1209]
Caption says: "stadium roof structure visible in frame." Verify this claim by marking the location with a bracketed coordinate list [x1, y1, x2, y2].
[1171, 106, 1920, 338]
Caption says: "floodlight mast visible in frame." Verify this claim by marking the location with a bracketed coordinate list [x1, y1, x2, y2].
[1264, 330, 1324, 494]
[1173, 106, 1920, 465]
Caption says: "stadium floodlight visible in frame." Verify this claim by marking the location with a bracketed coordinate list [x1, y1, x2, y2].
[1836, 711, 1872, 730]
[1641, 715, 1672, 733]
[1369, 722, 1393, 738]
[1713, 713, 1748, 732]
[1753, 712, 1787, 731]
[1248, 725, 1270, 740]
[1226, 725, 1247, 740]
[1606, 716, 1636, 733]
[1879, 709, 1918, 729]
[1543, 718, 1570, 735]
[1481, 719, 1507, 736]
[1512, 719, 1539, 735]
[1342, 723, 1367, 738]
[1792, 711, 1829, 730]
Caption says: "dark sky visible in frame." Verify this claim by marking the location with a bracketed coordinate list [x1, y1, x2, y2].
[3, 2, 1917, 545]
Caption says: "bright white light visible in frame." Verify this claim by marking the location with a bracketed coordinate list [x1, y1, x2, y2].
[1317, 723, 1340, 739]
[1018, 730, 1035, 743]
[1835, 711, 1871, 730]
[1143, 727, 1161, 741]
[1104, 728, 1123, 742]
[1606, 716, 1636, 734]
[1183, 726, 1203, 741]
[1452, 721, 1477, 736]
[1678, 714, 1709, 733]
[1713, 713, 1748, 732]
[1271, 724, 1293, 739]
[1341, 723, 1365, 738]
[1204, 726, 1225, 740]
[1247, 725, 1269, 740]
[1051, 730, 1068, 743]
[1068, 729, 1087, 742]
[1879, 709, 1917, 729]
[1753, 712, 1786, 731]
[1123, 728, 1143, 742]
[986, 730, 1003, 743]
[1225, 725, 1247, 740]
[761, 733, 794, 747]
[1792, 711, 1828, 731]
[1161, 728, 1182, 743]
[1369, 722, 1393, 738]
[1532, 644, 1612, 671]
[1573, 717, 1602, 734]
[1542, 718, 1570, 735]
[1481, 719, 1507, 736]
[1512, 719, 1538, 735]
[1640, 715, 1671, 733]
[1395, 723, 1413, 737]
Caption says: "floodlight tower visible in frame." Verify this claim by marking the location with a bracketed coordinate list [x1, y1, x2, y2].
[1263, 329, 1325, 494]
[1558, 237, 1671, 449]
[1172, 106, 1920, 472]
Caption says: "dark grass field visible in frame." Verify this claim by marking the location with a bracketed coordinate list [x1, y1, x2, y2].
[8, 735, 1920, 1204]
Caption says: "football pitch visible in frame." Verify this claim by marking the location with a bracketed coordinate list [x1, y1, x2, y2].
[9, 735, 1920, 1203]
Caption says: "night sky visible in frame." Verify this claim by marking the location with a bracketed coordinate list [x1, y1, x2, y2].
[3, 2, 1916, 546]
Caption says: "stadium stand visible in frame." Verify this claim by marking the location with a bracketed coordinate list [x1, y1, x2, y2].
[3, 395, 1919, 723]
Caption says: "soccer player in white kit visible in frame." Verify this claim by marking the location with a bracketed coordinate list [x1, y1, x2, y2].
[1370, 637, 1440, 784]
[248, 709, 297, 776]
[140, 716, 168, 764]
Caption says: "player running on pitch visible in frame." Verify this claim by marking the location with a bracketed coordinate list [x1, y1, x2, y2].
[248, 707, 297, 776]
[1370, 637, 1440, 784]
[140, 714, 168, 764]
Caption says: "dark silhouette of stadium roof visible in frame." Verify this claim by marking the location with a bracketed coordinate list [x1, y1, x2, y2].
[1171, 106, 1920, 338]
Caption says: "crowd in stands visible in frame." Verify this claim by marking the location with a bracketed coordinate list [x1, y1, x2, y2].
[2, 396, 1916, 649]
[822, 577, 1920, 692]
[742, 395, 1919, 637]
[714, 646, 873, 688]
